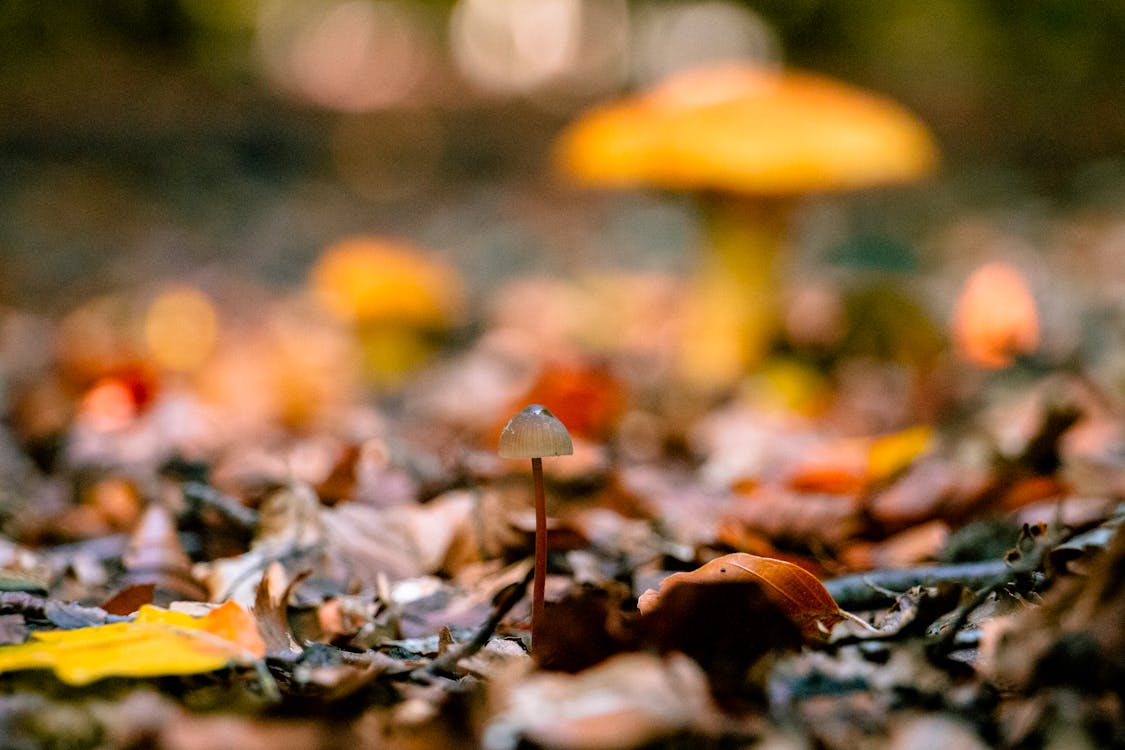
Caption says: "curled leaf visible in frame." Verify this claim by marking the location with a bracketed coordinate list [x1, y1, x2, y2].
[638, 553, 845, 643]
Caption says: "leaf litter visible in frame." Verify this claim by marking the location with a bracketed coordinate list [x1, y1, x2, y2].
[1, 263, 1125, 749]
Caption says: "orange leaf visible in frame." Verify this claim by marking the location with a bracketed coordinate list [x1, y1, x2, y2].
[638, 553, 845, 643]
[202, 600, 266, 659]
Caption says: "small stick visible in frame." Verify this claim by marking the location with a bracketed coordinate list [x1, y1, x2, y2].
[416, 573, 531, 678]
[182, 481, 259, 529]
[823, 560, 1009, 611]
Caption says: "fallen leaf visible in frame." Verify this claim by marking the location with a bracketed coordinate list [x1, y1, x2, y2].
[638, 553, 846, 643]
[203, 600, 267, 658]
[101, 583, 156, 616]
[0, 614, 27, 645]
[644, 580, 804, 708]
[535, 585, 638, 673]
[252, 563, 303, 656]
[0, 602, 262, 685]
[484, 652, 719, 750]
[839, 520, 950, 570]
[503, 361, 627, 442]
[195, 483, 324, 605]
[868, 425, 935, 483]
[728, 486, 861, 548]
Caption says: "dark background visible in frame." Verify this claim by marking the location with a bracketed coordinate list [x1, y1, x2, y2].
[1, 0, 1123, 309]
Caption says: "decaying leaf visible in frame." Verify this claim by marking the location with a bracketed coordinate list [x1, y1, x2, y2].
[638, 553, 846, 643]
[0, 602, 263, 685]
[321, 490, 479, 585]
[981, 524, 1125, 693]
[483, 652, 719, 750]
[0, 613, 27, 645]
[119, 504, 207, 603]
[644, 580, 804, 708]
[101, 582, 157, 616]
[534, 585, 638, 673]
[252, 562, 304, 656]
[194, 483, 325, 605]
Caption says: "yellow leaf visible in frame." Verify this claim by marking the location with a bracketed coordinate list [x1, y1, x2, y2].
[867, 425, 933, 482]
[0, 604, 260, 686]
[135, 603, 203, 628]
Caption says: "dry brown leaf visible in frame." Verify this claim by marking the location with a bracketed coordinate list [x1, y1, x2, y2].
[839, 520, 950, 570]
[194, 483, 325, 605]
[638, 553, 845, 643]
[321, 490, 481, 586]
[484, 651, 719, 750]
[101, 583, 156, 616]
[728, 486, 861, 548]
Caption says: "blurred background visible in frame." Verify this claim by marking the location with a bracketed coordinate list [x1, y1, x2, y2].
[0, 0, 1123, 569]
[1, 0, 1124, 445]
[1, 0, 1123, 306]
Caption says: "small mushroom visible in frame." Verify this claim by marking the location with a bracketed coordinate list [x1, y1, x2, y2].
[498, 404, 573, 649]
[555, 63, 938, 388]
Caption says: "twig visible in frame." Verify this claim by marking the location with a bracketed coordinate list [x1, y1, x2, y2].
[0, 591, 131, 627]
[931, 523, 1071, 656]
[823, 512, 1124, 613]
[412, 569, 532, 678]
[824, 560, 1009, 611]
[182, 481, 259, 529]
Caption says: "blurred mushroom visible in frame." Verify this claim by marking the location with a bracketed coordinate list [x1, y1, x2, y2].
[951, 261, 1039, 368]
[555, 63, 938, 388]
[309, 236, 464, 388]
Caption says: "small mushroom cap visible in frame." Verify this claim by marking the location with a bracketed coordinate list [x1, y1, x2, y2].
[498, 404, 574, 459]
[555, 63, 938, 196]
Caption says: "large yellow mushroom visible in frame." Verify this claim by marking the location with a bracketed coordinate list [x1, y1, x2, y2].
[555, 63, 938, 388]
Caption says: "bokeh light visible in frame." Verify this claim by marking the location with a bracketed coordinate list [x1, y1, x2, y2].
[79, 377, 143, 433]
[630, 1, 781, 85]
[449, 0, 629, 101]
[143, 286, 219, 374]
[256, 0, 434, 110]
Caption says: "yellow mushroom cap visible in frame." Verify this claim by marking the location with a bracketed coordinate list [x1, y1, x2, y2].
[310, 236, 463, 327]
[555, 64, 938, 196]
[498, 404, 574, 459]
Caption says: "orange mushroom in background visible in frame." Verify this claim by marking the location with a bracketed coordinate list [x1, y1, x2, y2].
[951, 261, 1039, 368]
[309, 236, 465, 388]
[555, 63, 939, 390]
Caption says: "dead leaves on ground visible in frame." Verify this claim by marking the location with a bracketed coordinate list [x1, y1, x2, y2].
[0, 300, 1124, 750]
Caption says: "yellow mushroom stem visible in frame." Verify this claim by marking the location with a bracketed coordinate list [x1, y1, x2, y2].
[678, 196, 792, 389]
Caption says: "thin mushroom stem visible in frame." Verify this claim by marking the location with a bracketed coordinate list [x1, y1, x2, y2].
[531, 456, 546, 645]
[496, 404, 572, 653]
